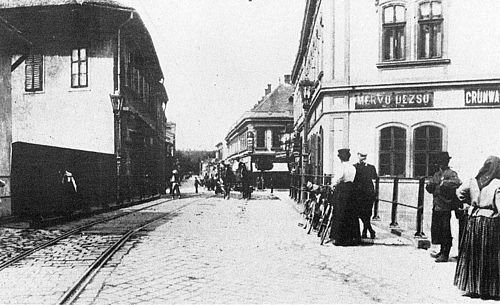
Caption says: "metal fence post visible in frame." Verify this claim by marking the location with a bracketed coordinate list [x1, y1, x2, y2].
[415, 177, 426, 237]
[372, 177, 380, 220]
[390, 177, 399, 227]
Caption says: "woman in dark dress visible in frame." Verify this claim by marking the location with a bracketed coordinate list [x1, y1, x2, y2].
[455, 156, 500, 299]
[329, 149, 360, 246]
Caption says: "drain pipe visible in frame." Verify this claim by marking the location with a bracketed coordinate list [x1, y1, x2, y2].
[116, 12, 134, 93]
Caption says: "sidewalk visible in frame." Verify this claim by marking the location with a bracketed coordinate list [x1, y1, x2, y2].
[272, 189, 420, 247]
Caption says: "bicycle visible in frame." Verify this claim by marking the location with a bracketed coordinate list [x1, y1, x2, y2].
[302, 184, 321, 234]
[318, 186, 335, 245]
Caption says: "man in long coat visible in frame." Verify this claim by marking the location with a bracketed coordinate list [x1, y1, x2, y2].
[426, 151, 461, 263]
[353, 152, 378, 239]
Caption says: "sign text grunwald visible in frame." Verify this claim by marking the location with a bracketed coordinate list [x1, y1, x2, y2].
[353, 92, 433, 109]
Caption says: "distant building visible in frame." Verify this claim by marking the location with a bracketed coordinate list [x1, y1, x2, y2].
[225, 78, 294, 188]
[215, 142, 224, 161]
[165, 122, 176, 185]
[0, 0, 169, 218]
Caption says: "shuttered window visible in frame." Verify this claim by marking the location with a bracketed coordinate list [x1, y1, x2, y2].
[71, 48, 88, 88]
[25, 54, 43, 92]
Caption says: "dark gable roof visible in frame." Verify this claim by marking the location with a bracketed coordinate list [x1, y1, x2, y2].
[0, 0, 165, 80]
[251, 83, 294, 114]
[0, 0, 131, 9]
[0, 15, 32, 51]
[225, 83, 294, 141]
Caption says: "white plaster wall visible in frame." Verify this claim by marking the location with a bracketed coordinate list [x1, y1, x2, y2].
[348, 89, 500, 179]
[11, 52, 114, 154]
[348, 0, 500, 85]
[320, 0, 334, 82]
[333, 0, 347, 82]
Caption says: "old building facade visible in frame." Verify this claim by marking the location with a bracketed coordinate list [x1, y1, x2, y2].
[225, 80, 294, 188]
[0, 0, 169, 218]
[292, 0, 500, 184]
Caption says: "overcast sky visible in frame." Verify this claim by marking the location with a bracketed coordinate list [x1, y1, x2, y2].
[124, 0, 305, 150]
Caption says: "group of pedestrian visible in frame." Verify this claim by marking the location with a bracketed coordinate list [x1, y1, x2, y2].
[327, 148, 378, 246]
[422, 151, 500, 299]
[321, 148, 500, 299]
[200, 161, 253, 200]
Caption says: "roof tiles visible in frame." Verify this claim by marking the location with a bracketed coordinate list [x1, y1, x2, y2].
[0, 0, 129, 9]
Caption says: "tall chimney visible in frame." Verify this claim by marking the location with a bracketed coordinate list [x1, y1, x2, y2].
[284, 74, 291, 84]
[265, 84, 272, 95]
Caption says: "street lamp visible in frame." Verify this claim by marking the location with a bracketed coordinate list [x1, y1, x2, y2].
[299, 79, 315, 110]
[298, 79, 315, 202]
[110, 91, 124, 205]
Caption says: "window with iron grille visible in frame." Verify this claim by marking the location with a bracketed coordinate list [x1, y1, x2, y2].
[418, 1, 443, 59]
[71, 48, 88, 88]
[379, 126, 406, 176]
[382, 4, 406, 61]
[414, 125, 443, 177]
[25, 54, 43, 92]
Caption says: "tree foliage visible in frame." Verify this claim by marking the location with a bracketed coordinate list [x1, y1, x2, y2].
[175, 150, 215, 176]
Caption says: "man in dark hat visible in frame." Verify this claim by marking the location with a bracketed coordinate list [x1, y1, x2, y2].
[426, 151, 461, 262]
[353, 151, 378, 239]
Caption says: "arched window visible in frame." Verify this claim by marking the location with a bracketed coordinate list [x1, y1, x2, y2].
[379, 126, 406, 176]
[418, 1, 443, 59]
[382, 4, 406, 61]
[413, 125, 443, 177]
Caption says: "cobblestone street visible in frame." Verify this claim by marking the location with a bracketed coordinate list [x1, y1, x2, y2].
[65, 188, 491, 304]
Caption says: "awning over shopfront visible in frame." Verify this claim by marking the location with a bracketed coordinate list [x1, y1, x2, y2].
[251, 162, 289, 172]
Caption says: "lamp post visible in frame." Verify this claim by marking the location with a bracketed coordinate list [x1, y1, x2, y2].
[110, 91, 124, 205]
[299, 79, 315, 202]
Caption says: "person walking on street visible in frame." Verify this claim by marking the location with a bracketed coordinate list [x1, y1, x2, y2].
[194, 177, 200, 193]
[353, 151, 378, 239]
[329, 148, 359, 246]
[425, 152, 461, 263]
[454, 156, 500, 300]
[221, 163, 234, 200]
[170, 170, 181, 199]
[60, 169, 78, 215]
[237, 162, 252, 200]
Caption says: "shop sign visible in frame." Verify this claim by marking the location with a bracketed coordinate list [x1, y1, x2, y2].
[353, 92, 433, 109]
[464, 88, 500, 106]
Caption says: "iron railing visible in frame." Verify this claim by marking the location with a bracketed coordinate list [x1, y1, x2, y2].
[290, 174, 430, 238]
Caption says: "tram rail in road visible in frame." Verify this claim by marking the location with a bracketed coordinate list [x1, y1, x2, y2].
[0, 194, 211, 304]
[58, 196, 209, 305]
[0, 198, 170, 272]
